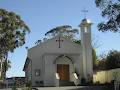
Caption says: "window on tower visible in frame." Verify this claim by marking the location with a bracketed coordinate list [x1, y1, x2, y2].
[84, 27, 89, 33]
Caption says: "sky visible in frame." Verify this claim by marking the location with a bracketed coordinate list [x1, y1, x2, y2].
[0, 0, 120, 77]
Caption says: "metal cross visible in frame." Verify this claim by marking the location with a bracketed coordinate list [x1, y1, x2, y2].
[82, 8, 88, 18]
[56, 36, 63, 48]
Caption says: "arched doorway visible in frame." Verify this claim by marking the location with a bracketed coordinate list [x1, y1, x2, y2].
[54, 55, 74, 81]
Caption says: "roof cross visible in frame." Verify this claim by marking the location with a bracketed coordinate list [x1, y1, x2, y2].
[56, 36, 63, 48]
[82, 8, 88, 18]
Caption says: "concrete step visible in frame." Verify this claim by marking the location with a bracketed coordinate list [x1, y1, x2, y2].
[59, 81, 75, 86]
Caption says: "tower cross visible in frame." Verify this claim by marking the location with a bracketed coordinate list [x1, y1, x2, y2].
[56, 36, 63, 48]
[82, 8, 88, 18]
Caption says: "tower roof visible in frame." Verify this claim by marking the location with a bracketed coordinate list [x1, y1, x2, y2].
[79, 18, 92, 27]
[81, 18, 91, 24]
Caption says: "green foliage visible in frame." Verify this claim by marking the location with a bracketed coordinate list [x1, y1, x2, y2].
[26, 81, 32, 90]
[105, 50, 120, 69]
[0, 9, 30, 59]
[97, 50, 120, 70]
[0, 59, 11, 80]
[45, 25, 78, 40]
[92, 49, 99, 69]
[73, 39, 81, 45]
[0, 8, 30, 79]
[3, 60, 11, 71]
[95, 0, 120, 32]
[97, 60, 106, 70]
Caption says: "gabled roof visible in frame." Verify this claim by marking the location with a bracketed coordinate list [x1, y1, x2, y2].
[28, 34, 81, 51]
[23, 35, 81, 71]
[23, 57, 31, 71]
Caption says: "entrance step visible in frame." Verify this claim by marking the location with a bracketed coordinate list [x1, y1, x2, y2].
[59, 81, 75, 86]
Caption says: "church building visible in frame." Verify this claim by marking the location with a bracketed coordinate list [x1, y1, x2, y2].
[23, 18, 93, 87]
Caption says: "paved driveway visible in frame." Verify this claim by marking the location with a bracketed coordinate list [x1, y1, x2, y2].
[0, 86, 114, 90]
[35, 86, 114, 90]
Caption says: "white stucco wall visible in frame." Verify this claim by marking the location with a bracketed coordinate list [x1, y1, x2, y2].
[25, 35, 82, 86]
[27, 48, 44, 86]
[43, 54, 82, 86]
[44, 55, 56, 86]
[81, 28, 93, 80]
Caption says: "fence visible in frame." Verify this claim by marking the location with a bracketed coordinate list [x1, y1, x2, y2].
[93, 68, 120, 84]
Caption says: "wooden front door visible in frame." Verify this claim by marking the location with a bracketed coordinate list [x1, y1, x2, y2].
[57, 64, 69, 81]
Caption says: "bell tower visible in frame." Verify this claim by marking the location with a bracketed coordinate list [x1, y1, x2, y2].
[79, 18, 93, 81]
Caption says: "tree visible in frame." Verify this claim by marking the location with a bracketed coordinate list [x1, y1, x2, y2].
[97, 60, 106, 70]
[0, 59, 11, 80]
[3, 60, 11, 72]
[0, 9, 30, 78]
[97, 50, 120, 70]
[0, 9, 30, 60]
[45, 25, 78, 40]
[95, 0, 120, 32]
[105, 50, 120, 69]
[92, 48, 99, 70]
